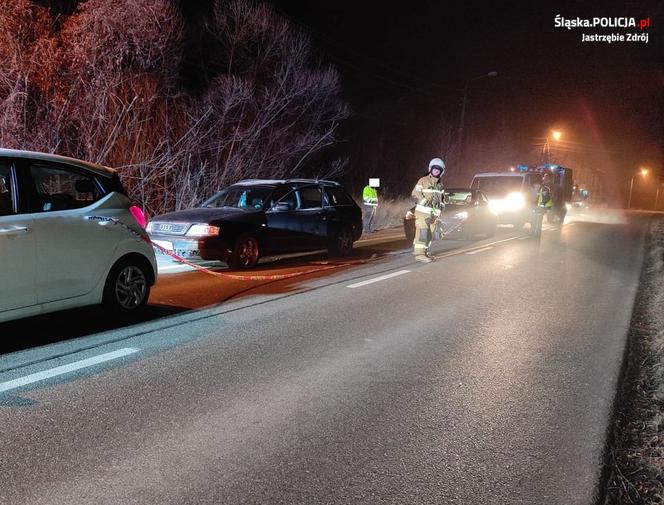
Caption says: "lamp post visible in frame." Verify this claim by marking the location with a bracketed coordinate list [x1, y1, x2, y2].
[458, 71, 497, 154]
[655, 183, 661, 211]
[542, 130, 563, 164]
[627, 167, 649, 209]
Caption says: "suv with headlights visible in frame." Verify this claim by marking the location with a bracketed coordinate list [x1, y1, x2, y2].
[147, 179, 362, 269]
[470, 171, 542, 228]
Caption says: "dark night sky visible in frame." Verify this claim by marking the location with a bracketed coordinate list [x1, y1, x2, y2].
[270, 0, 663, 200]
[40, 0, 664, 201]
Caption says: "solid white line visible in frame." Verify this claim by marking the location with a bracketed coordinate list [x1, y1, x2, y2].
[0, 348, 140, 394]
[519, 236, 530, 240]
[466, 246, 493, 255]
[347, 270, 411, 289]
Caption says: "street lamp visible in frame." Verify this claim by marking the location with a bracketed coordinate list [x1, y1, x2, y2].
[542, 130, 563, 163]
[458, 71, 497, 153]
[627, 168, 649, 209]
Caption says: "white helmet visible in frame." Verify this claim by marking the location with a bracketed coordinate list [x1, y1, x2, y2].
[428, 158, 445, 178]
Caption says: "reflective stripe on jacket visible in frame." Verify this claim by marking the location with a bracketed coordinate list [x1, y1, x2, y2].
[412, 175, 444, 214]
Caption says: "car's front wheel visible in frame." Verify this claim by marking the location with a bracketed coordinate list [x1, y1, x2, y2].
[227, 233, 260, 269]
[328, 226, 354, 256]
[103, 258, 151, 313]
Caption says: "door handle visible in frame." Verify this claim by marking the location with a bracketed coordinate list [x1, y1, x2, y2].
[0, 226, 30, 236]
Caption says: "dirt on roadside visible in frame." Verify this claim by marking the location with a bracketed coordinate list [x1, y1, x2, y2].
[603, 218, 664, 504]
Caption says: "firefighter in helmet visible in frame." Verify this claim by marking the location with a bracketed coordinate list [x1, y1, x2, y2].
[411, 158, 446, 262]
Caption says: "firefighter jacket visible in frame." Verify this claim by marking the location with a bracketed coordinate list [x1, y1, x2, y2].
[412, 175, 445, 216]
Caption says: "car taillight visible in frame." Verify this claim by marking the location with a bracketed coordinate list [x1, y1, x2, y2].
[129, 205, 147, 228]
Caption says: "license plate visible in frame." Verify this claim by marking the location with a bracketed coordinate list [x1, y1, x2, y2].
[152, 240, 173, 253]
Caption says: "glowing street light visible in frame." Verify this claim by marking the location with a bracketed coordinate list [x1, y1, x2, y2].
[542, 129, 563, 163]
[627, 167, 649, 209]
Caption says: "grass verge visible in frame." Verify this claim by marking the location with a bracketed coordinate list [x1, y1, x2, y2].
[603, 218, 664, 504]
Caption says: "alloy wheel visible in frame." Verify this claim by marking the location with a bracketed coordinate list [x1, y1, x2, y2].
[114, 265, 147, 310]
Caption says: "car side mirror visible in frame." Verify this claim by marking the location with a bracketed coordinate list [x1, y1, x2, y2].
[271, 202, 293, 212]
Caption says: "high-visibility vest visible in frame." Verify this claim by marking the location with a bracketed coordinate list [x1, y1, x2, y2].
[363, 186, 378, 206]
[537, 184, 554, 208]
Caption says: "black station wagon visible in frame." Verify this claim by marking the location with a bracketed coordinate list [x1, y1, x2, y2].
[147, 179, 362, 269]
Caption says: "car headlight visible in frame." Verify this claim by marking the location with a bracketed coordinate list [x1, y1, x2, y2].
[488, 199, 504, 215]
[186, 224, 220, 237]
[454, 211, 469, 219]
[505, 192, 525, 211]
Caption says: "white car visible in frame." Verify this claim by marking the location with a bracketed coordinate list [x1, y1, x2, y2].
[0, 149, 157, 323]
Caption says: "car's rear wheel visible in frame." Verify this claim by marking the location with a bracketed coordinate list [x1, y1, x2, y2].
[329, 226, 354, 256]
[103, 259, 151, 313]
[228, 234, 260, 269]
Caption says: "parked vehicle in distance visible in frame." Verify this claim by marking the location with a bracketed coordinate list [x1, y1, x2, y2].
[0, 149, 157, 323]
[403, 188, 496, 242]
[147, 179, 362, 269]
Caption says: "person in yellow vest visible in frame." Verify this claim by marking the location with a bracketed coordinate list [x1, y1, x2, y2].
[411, 158, 445, 262]
[362, 179, 379, 233]
[531, 172, 554, 237]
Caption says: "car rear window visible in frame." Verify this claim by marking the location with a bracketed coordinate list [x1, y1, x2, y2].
[324, 186, 354, 206]
[298, 186, 322, 209]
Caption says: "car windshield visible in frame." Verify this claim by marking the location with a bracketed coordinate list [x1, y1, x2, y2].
[473, 176, 523, 198]
[201, 186, 274, 209]
[445, 190, 473, 206]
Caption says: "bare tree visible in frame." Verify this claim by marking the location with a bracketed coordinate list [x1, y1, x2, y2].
[0, 0, 349, 216]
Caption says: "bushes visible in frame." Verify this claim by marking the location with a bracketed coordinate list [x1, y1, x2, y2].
[0, 0, 348, 216]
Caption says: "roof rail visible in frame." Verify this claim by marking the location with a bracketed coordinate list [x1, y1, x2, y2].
[283, 178, 340, 186]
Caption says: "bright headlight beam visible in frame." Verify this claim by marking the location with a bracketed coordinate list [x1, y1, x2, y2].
[186, 224, 220, 237]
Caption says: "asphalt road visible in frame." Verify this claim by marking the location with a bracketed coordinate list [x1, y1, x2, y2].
[0, 210, 646, 504]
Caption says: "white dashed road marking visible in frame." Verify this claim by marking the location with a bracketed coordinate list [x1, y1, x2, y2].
[347, 270, 411, 288]
[0, 348, 140, 394]
[466, 246, 494, 255]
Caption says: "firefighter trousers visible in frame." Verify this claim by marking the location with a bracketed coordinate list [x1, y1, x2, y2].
[413, 211, 434, 257]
